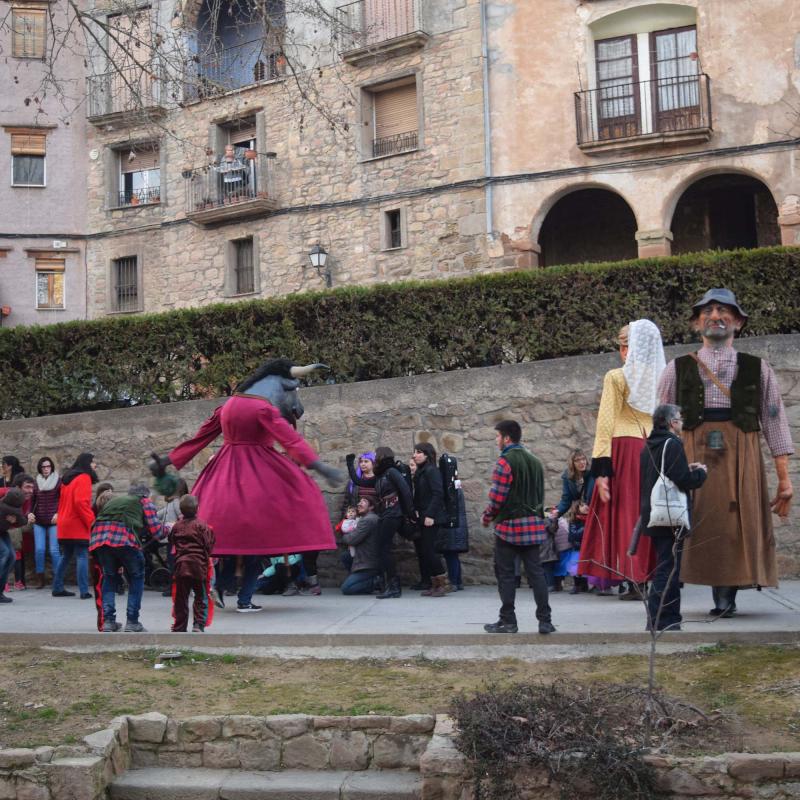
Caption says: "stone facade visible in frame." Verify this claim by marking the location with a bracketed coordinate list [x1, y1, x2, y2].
[0, 334, 796, 583]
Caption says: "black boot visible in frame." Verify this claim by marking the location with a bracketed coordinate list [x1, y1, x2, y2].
[376, 577, 401, 599]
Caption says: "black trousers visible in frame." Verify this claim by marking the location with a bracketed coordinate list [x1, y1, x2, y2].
[493, 536, 551, 625]
[647, 532, 684, 630]
[417, 525, 445, 578]
[377, 515, 403, 579]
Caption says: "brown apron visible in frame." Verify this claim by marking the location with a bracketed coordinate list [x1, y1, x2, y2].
[681, 420, 777, 587]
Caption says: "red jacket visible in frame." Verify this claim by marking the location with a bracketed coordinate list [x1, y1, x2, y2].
[57, 474, 95, 541]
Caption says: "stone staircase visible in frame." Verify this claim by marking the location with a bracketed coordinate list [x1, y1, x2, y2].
[111, 766, 422, 799]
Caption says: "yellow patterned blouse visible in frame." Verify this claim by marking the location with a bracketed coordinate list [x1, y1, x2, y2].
[592, 368, 653, 460]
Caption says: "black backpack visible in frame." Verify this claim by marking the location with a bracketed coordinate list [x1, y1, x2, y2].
[394, 460, 414, 493]
[438, 453, 459, 529]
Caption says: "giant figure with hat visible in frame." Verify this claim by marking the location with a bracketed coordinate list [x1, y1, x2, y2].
[658, 289, 794, 616]
[150, 359, 342, 608]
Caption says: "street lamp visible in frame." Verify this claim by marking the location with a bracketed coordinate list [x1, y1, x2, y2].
[308, 243, 332, 288]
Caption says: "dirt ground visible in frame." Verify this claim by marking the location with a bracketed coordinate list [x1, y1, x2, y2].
[0, 643, 797, 754]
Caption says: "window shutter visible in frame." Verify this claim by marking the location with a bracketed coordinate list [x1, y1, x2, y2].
[10, 131, 47, 155]
[374, 82, 417, 140]
[12, 8, 46, 58]
[120, 147, 159, 173]
[35, 257, 65, 271]
[229, 124, 257, 146]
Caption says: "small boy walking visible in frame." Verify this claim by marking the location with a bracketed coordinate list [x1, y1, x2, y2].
[169, 495, 215, 632]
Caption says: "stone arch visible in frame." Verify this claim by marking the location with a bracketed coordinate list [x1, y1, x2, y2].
[534, 185, 639, 268]
[587, 2, 697, 37]
[668, 170, 781, 254]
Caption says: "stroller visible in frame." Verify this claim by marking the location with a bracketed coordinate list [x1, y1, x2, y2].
[140, 532, 172, 592]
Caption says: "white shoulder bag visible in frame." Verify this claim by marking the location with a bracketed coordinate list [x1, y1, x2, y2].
[647, 439, 690, 530]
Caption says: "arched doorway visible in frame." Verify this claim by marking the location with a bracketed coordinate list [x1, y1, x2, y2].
[539, 188, 638, 267]
[671, 174, 780, 254]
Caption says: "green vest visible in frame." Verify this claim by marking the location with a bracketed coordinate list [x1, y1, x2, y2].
[96, 495, 145, 538]
[675, 352, 761, 433]
[494, 446, 544, 523]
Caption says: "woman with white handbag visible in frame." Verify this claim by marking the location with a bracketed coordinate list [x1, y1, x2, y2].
[639, 404, 707, 632]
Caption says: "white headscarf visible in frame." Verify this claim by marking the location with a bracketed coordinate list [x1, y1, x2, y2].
[622, 319, 666, 415]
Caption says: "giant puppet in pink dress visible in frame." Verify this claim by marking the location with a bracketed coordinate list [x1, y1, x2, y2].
[150, 359, 341, 557]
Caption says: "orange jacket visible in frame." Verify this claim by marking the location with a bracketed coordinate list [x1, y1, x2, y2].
[56, 473, 95, 541]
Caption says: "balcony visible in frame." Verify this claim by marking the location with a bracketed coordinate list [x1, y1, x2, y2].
[575, 74, 712, 155]
[87, 64, 169, 125]
[372, 130, 418, 158]
[114, 187, 161, 208]
[183, 37, 283, 102]
[336, 0, 428, 65]
[184, 152, 278, 225]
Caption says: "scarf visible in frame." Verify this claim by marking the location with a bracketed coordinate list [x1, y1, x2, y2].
[36, 472, 60, 492]
[622, 318, 666, 415]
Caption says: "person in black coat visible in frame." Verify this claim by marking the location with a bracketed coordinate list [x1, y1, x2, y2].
[640, 403, 707, 632]
[412, 443, 450, 597]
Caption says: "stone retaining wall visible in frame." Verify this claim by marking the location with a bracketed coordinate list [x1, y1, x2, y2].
[1, 714, 799, 800]
[0, 334, 797, 583]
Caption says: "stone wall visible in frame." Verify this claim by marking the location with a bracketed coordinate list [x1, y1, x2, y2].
[0, 334, 797, 583]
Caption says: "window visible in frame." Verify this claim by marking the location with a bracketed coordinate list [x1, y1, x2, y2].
[381, 207, 406, 250]
[111, 256, 139, 312]
[363, 77, 419, 158]
[10, 129, 46, 186]
[35, 257, 64, 309]
[11, 6, 46, 59]
[118, 146, 160, 206]
[234, 238, 255, 294]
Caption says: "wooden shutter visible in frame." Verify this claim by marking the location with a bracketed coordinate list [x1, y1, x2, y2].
[35, 257, 65, 271]
[10, 130, 47, 155]
[12, 7, 46, 58]
[374, 82, 417, 140]
[229, 123, 257, 146]
[120, 147, 159, 173]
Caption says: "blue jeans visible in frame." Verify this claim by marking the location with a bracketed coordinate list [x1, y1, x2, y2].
[444, 552, 462, 587]
[341, 570, 379, 595]
[94, 545, 145, 623]
[53, 540, 89, 595]
[0, 533, 15, 592]
[220, 556, 262, 606]
[33, 524, 61, 575]
[647, 533, 684, 631]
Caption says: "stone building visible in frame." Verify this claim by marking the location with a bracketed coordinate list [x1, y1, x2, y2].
[1, 0, 799, 323]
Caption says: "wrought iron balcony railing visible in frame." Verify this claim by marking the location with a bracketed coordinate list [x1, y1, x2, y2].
[184, 36, 283, 101]
[575, 73, 712, 147]
[373, 130, 418, 158]
[116, 187, 161, 207]
[87, 63, 169, 123]
[336, 0, 427, 58]
[184, 151, 278, 224]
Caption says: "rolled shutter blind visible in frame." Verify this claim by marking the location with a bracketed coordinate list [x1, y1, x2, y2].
[35, 257, 65, 272]
[121, 147, 159, 173]
[229, 124, 257, 145]
[10, 132, 46, 155]
[374, 82, 417, 140]
[13, 8, 46, 57]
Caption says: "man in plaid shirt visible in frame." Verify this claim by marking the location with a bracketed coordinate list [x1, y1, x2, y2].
[90, 484, 162, 633]
[482, 420, 555, 635]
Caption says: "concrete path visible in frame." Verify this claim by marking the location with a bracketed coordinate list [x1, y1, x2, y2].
[1, 581, 798, 661]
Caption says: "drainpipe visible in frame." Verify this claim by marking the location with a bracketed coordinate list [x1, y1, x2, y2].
[479, 0, 493, 238]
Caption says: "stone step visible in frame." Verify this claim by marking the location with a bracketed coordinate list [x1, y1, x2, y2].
[110, 767, 422, 800]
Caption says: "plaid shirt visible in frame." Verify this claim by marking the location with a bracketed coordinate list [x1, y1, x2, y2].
[89, 499, 162, 551]
[483, 445, 546, 546]
[659, 345, 794, 456]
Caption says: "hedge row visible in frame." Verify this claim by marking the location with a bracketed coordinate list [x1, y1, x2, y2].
[1, 246, 798, 419]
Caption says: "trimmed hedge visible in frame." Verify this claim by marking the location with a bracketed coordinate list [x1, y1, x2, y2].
[1, 246, 798, 419]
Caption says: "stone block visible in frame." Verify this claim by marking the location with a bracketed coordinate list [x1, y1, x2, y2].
[83, 728, 118, 757]
[130, 748, 157, 768]
[108, 718, 129, 746]
[238, 739, 281, 771]
[420, 736, 467, 776]
[157, 750, 203, 768]
[15, 782, 50, 800]
[433, 716, 456, 737]
[0, 777, 15, 800]
[330, 731, 369, 770]
[164, 718, 179, 744]
[313, 716, 351, 730]
[202, 741, 240, 769]
[128, 712, 168, 743]
[728, 755, 786, 781]
[390, 715, 436, 734]
[34, 748, 54, 764]
[282, 733, 330, 769]
[264, 714, 311, 739]
[0, 749, 36, 768]
[45, 756, 106, 800]
[179, 716, 222, 742]
[222, 716, 265, 739]
[349, 715, 392, 731]
[654, 768, 721, 796]
[784, 754, 800, 778]
[372, 734, 429, 769]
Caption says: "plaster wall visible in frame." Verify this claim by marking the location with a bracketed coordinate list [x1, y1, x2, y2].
[0, 334, 796, 584]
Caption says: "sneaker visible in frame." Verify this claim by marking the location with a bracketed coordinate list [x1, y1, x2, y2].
[0, 594, 13, 604]
[282, 585, 300, 597]
[14, 581, 25, 591]
[124, 620, 146, 632]
[52, 589, 76, 597]
[236, 602, 262, 613]
[300, 583, 322, 596]
[211, 587, 225, 609]
[3, 583, 11, 593]
[538, 621, 557, 635]
[102, 620, 122, 632]
[192, 623, 205, 633]
[80, 593, 92, 600]
[484, 621, 518, 634]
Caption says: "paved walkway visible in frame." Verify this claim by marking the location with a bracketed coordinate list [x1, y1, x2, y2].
[2, 581, 798, 661]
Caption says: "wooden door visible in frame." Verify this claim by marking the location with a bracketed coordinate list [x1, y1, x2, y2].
[651, 26, 700, 133]
[595, 35, 639, 141]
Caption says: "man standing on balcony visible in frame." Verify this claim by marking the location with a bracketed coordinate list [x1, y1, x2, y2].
[657, 289, 793, 617]
[215, 144, 247, 200]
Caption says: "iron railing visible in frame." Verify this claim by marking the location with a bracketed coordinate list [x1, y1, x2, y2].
[113, 256, 139, 312]
[184, 152, 275, 214]
[87, 63, 168, 120]
[184, 36, 283, 101]
[372, 130, 418, 158]
[575, 73, 711, 145]
[116, 186, 161, 207]
[336, 0, 424, 51]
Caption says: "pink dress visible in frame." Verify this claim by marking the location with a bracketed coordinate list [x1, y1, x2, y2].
[169, 394, 335, 556]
